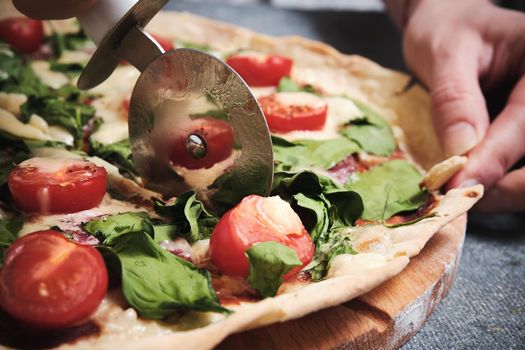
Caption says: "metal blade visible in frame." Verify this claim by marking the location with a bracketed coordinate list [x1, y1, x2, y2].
[128, 48, 274, 212]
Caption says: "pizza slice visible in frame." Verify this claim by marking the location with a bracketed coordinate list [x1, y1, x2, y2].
[0, 10, 482, 350]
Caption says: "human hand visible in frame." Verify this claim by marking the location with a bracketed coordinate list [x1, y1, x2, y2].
[401, 0, 525, 212]
[13, 0, 99, 20]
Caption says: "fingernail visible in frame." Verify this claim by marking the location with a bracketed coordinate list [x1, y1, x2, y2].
[443, 122, 478, 158]
[459, 179, 479, 188]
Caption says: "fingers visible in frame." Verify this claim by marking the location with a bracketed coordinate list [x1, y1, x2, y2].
[474, 167, 525, 212]
[13, 0, 98, 20]
[429, 44, 490, 158]
[449, 76, 525, 189]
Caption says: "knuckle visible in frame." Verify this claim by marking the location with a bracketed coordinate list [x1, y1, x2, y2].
[430, 80, 473, 112]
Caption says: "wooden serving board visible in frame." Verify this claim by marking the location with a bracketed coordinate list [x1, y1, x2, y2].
[218, 215, 467, 350]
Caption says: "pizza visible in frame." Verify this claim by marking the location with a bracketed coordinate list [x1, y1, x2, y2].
[0, 6, 483, 350]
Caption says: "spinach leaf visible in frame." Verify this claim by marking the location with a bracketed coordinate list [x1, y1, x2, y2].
[113, 232, 228, 318]
[20, 95, 95, 141]
[0, 47, 49, 96]
[246, 241, 301, 297]
[340, 98, 396, 156]
[277, 76, 317, 94]
[50, 61, 84, 75]
[305, 225, 357, 281]
[272, 136, 360, 171]
[49, 29, 90, 58]
[346, 160, 427, 221]
[83, 212, 153, 245]
[89, 139, 136, 176]
[0, 216, 23, 266]
[272, 171, 363, 280]
[292, 193, 330, 242]
[155, 192, 219, 242]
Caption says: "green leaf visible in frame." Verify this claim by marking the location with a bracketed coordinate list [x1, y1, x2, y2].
[246, 241, 301, 297]
[0, 216, 23, 266]
[155, 192, 219, 242]
[113, 232, 228, 318]
[341, 123, 395, 157]
[345, 160, 427, 221]
[89, 139, 136, 176]
[0, 48, 49, 96]
[272, 136, 360, 171]
[292, 193, 330, 242]
[50, 61, 84, 75]
[20, 95, 95, 141]
[276, 76, 317, 94]
[340, 98, 396, 156]
[305, 225, 357, 281]
[49, 29, 90, 58]
[83, 212, 154, 245]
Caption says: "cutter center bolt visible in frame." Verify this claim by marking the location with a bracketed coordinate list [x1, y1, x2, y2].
[186, 133, 207, 159]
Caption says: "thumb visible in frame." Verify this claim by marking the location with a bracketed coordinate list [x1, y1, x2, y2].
[429, 51, 490, 158]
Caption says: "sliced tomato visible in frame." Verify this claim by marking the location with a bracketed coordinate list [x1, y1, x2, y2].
[168, 117, 234, 170]
[0, 230, 108, 329]
[151, 33, 174, 52]
[0, 17, 44, 53]
[258, 92, 328, 133]
[210, 195, 314, 279]
[226, 53, 293, 87]
[8, 157, 107, 214]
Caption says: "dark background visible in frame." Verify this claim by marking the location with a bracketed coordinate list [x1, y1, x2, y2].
[164, 1, 525, 349]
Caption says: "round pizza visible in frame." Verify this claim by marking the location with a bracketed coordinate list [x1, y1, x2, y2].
[0, 6, 483, 350]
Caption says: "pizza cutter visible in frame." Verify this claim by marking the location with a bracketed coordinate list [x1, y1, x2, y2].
[76, 0, 273, 211]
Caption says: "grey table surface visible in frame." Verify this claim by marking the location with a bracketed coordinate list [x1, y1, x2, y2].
[164, 2, 525, 349]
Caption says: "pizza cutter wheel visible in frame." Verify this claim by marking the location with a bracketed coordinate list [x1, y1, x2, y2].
[77, 0, 273, 211]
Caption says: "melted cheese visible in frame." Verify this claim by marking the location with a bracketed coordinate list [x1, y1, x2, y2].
[259, 196, 304, 235]
[20, 194, 144, 236]
[327, 253, 387, 278]
[172, 150, 239, 192]
[0, 92, 27, 116]
[30, 61, 69, 89]
[91, 120, 129, 145]
[28, 114, 49, 132]
[19, 157, 87, 173]
[48, 125, 74, 146]
[250, 86, 276, 99]
[0, 108, 53, 140]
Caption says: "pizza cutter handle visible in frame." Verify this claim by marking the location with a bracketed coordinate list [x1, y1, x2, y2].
[77, 0, 138, 46]
[76, 0, 169, 89]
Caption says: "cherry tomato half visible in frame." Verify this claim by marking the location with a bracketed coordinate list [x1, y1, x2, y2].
[168, 117, 234, 170]
[210, 195, 314, 279]
[8, 157, 107, 214]
[151, 33, 174, 52]
[0, 231, 108, 329]
[258, 92, 328, 133]
[0, 17, 44, 54]
[226, 53, 293, 87]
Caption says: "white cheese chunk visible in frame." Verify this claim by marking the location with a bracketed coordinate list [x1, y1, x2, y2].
[19, 157, 88, 173]
[48, 126, 74, 146]
[259, 195, 304, 235]
[0, 92, 27, 116]
[0, 108, 52, 141]
[30, 61, 69, 89]
[91, 120, 129, 145]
